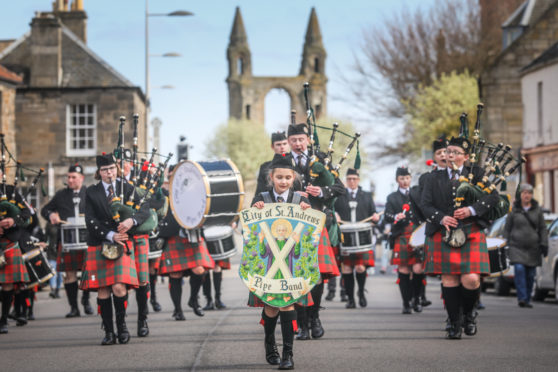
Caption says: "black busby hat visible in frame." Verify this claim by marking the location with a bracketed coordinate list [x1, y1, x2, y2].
[287, 123, 309, 137]
[346, 168, 359, 177]
[448, 136, 471, 154]
[271, 131, 287, 144]
[96, 153, 116, 168]
[68, 163, 83, 174]
[432, 135, 448, 153]
[396, 167, 410, 177]
[270, 153, 295, 170]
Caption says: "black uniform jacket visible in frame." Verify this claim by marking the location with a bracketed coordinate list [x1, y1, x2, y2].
[255, 160, 272, 196]
[420, 166, 500, 237]
[85, 180, 150, 246]
[41, 186, 86, 221]
[0, 185, 32, 242]
[334, 187, 376, 223]
[385, 189, 416, 239]
[251, 188, 311, 205]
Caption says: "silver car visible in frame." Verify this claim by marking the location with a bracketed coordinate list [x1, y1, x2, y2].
[533, 217, 558, 301]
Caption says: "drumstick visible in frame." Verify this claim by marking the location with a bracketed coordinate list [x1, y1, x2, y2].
[359, 210, 384, 224]
[58, 220, 69, 225]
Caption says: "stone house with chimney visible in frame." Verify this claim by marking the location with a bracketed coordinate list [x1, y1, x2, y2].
[0, 0, 146, 209]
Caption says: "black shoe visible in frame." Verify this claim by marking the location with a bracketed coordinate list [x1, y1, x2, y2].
[295, 326, 310, 340]
[446, 321, 462, 339]
[345, 299, 356, 309]
[310, 316, 324, 339]
[412, 298, 423, 313]
[8, 310, 16, 320]
[173, 310, 186, 321]
[54, 288, 60, 298]
[137, 319, 149, 337]
[358, 290, 367, 308]
[117, 325, 130, 344]
[421, 297, 432, 307]
[188, 298, 204, 317]
[325, 291, 335, 301]
[340, 292, 348, 302]
[524, 302, 533, 308]
[402, 305, 412, 315]
[463, 311, 477, 336]
[0, 322, 7, 334]
[215, 297, 226, 309]
[203, 298, 215, 311]
[265, 335, 281, 365]
[49, 290, 56, 299]
[150, 299, 162, 312]
[445, 318, 452, 332]
[518, 301, 526, 308]
[15, 315, 27, 327]
[101, 331, 116, 345]
[278, 347, 294, 370]
[82, 299, 94, 315]
[65, 307, 80, 318]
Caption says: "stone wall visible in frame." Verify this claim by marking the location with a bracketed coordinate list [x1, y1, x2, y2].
[0, 82, 17, 171]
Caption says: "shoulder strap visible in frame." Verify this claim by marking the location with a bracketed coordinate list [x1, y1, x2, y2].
[291, 192, 302, 205]
[261, 191, 273, 203]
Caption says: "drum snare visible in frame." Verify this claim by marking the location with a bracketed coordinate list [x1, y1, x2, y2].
[23, 247, 55, 289]
[203, 225, 237, 261]
[487, 237, 509, 276]
[340, 222, 376, 255]
[60, 216, 88, 252]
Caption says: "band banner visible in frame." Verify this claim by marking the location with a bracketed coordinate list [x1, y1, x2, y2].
[239, 203, 326, 307]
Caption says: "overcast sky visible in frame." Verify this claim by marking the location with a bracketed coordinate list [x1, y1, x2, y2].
[1, 0, 436, 200]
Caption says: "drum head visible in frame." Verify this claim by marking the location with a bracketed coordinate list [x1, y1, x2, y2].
[204, 225, 233, 241]
[169, 161, 210, 229]
[410, 223, 426, 248]
[487, 237, 506, 249]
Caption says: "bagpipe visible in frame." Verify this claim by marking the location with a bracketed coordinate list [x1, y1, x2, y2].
[444, 104, 524, 248]
[108, 115, 172, 235]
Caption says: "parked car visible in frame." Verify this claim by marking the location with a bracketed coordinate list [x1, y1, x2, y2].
[533, 216, 558, 301]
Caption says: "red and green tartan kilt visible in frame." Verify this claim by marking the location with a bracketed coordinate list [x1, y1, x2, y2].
[215, 259, 231, 270]
[318, 228, 340, 280]
[0, 240, 29, 284]
[424, 223, 490, 275]
[80, 241, 139, 291]
[391, 223, 421, 266]
[133, 234, 149, 284]
[56, 243, 86, 272]
[159, 237, 215, 275]
[247, 291, 314, 307]
[341, 250, 375, 267]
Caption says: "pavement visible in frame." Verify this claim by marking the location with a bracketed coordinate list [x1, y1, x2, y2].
[1, 251, 557, 372]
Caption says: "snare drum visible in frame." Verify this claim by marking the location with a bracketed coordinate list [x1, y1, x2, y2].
[23, 248, 55, 289]
[487, 237, 509, 276]
[409, 223, 426, 248]
[340, 222, 376, 255]
[60, 221, 88, 252]
[203, 225, 237, 261]
[169, 160, 244, 229]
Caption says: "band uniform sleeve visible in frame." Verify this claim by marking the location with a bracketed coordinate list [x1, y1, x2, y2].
[129, 186, 150, 226]
[320, 177, 346, 201]
[255, 163, 268, 196]
[420, 173, 445, 226]
[384, 194, 397, 223]
[40, 190, 60, 220]
[85, 187, 112, 241]
[470, 189, 499, 218]
[13, 189, 32, 227]
[369, 193, 377, 216]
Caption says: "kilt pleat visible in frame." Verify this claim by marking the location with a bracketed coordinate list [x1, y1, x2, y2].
[56, 243, 86, 272]
[341, 250, 375, 267]
[159, 237, 215, 275]
[0, 240, 29, 284]
[318, 228, 340, 279]
[80, 241, 139, 290]
[133, 234, 149, 284]
[424, 223, 490, 275]
[215, 259, 231, 270]
[391, 223, 421, 266]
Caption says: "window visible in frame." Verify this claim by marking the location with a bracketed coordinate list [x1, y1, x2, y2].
[237, 58, 244, 75]
[245, 104, 251, 120]
[314, 57, 320, 73]
[66, 104, 96, 156]
[549, 220, 558, 238]
[315, 104, 322, 119]
[537, 81, 543, 140]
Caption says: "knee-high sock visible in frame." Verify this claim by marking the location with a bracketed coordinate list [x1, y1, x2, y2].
[342, 273, 355, 301]
[149, 273, 158, 301]
[26, 289, 34, 312]
[461, 286, 480, 315]
[112, 294, 128, 332]
[136, 285, 149, 321]
[14, 291, 25, 316]
[261, 309, 279, 339]
[1, 290, 14, 322]
[213, 271, 223, 299]
[202, 272, 212, 299]
[81, 289, 90, 303]
[280, 310, 297, 355]
[412, 273, 424, 300]
[327, 277, 337, 292]
[296, 306, 308, 330]
[441, 286, 462, 323]
[98, 297, 114, 333]
[169, 277, 183, 312]
[398, 272, 412, 305]
[309, 282, 324, 318]
[64, 281, 79, 308]
[355, 272, 367, 295]
[189, 273, 203, 301]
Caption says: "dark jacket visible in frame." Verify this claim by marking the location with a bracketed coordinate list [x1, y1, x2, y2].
[420, 166, 500, 237]
[255, 160, 272, 196]
[385, 189, 416, 238]
[41, 186, 86, 221]
[504, 199, 548, 267]
[85, 180, 150, 246]
[252, 188, 310, 205]
[0, 185, 32, 242]
[334, 186, 376, 223]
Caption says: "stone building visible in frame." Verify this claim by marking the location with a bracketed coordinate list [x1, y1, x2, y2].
[226, 7, 327, 124]
[0, 65, 22, 163]
[521, 42, 558, 212]
[0, 0, 146, 209]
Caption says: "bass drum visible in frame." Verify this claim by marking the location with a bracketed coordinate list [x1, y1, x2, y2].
[487, 237, 510, 276]
[169, 160, 244, 229]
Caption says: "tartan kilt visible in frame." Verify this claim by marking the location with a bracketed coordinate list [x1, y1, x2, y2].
[0, 240, 29, 284]
[247, 291, 314, 308]
[56, 243, 86, 272]
[318, 228, 340, 280]
[80, 240, 139, 291]
[133, 234, 149, 284]
[424, 223, 490, 275]
[391, 223, 421, 266]
[341, 250, 375, 267]
[215, 259, 231, 270]
[159, 237, 215, 275]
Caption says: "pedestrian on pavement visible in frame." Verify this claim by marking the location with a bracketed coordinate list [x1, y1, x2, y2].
[504, 183, 548, 308]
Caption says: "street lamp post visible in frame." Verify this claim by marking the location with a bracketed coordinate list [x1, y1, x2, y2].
[145, 0, 193, 150]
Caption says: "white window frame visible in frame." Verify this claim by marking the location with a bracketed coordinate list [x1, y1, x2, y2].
[66, 104, 97, 157]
